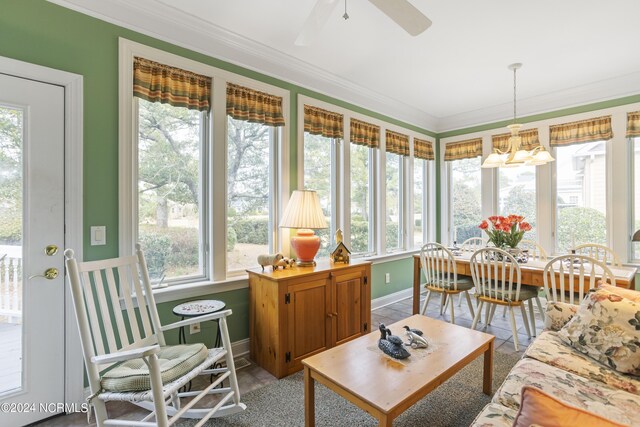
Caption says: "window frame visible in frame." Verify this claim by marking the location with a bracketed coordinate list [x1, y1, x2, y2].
[630, 136, 639, 262]
[119, 38, 290, 286]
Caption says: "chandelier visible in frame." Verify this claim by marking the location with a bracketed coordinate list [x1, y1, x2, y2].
[482, 63, 555, 168]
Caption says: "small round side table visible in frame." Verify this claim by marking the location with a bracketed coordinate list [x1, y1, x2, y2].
[172, 299, 226, 347]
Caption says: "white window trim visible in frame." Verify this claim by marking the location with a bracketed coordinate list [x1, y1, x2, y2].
[297, 94, 435, 259]
[118, 38, 290, 284]
[440, 102, 640, 263]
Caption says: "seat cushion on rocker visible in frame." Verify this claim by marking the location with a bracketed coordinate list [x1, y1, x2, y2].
[101, 343, 209, 392]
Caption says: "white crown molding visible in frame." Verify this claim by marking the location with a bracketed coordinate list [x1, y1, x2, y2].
[437, 70, 640, 133]
[46, 0, 438, 131]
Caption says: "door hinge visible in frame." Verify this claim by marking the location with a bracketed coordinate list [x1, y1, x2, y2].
[364, 322, 368, 332]
[364, 276, 368, 285]
[285, 293, 290, 304]
[285, 352, 291, 363]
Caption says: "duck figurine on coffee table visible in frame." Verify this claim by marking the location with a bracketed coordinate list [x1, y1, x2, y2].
[378, 324, 411, 359]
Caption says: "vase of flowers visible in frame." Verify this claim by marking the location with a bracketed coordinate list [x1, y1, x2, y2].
[479, 215, 532, 250]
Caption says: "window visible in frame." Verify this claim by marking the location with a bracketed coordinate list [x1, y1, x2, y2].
[555, 141, 607, 252]
[450, 157, 482, 244]
[137, 98, 206, 282]
[413, 157, 427, 248]
[498, 166, 536, 239]
[226, 117, 277, 273]
[302, 132, 334, 257]
[632, 137, 640, 260]
[386, 152, 402, 252]
[350, 143, 374, 254]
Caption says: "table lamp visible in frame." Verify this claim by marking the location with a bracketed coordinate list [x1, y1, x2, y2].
[279, 190, 328, 266]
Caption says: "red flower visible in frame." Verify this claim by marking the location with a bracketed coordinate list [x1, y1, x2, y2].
[479, 220, 488, 230]
[519, 222, 532, 232]
[507, 214, 524, 224]
[488, 215, 500, 225]
[499, 223, 512, 232]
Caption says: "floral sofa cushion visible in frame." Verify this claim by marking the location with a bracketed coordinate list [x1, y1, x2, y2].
[493, 357, 640, 426]
[469, 403, 517, 427]
[544, 301, 578, 331]
[558, 288, 640, 376]
[598, 283, 640, 303]
[524, 331, 640, 394]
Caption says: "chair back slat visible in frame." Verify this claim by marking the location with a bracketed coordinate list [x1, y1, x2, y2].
[519, 239, 548, 261]
[81, 270, 105, 356]
[130, 260, 154, 339]
[470, 248, 521, 302]
[460, 237, 486, 253]
[91, 269, 119, 353]
[573, 243, 621, 267]
[118, 264, 141, 343]
[105, 266, 130, 348]
[543, 254, 616, 304]
[420, 243, 457, 291]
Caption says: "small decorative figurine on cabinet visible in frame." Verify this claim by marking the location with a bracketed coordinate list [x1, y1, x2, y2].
[329, 228, 350, 263]
[273, 257, 296, 270]
[257, 253, 284, 271]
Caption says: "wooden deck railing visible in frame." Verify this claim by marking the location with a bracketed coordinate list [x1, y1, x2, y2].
[0, 245, 22, 323]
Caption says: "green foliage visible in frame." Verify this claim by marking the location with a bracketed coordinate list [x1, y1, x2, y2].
[227, 226, 237, 252]
[557, 207, 606, 252]
[0, 209, 21, 244]
[138, 230, 172, 279]
[139, 225, 200, 279]
[230, 217, 268, 245]
[502, 185, 536, 229]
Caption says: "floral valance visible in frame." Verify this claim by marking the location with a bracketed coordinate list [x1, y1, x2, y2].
[444, 138, 483, 161]
[350, 118, 380, 148]
[626, 111, 640, 138]
[386, 130, 409, 156]
[133, 57, 212, 112]
[304, 105, 344, 139]
[414, 138, 434, 160]
[492, 128, 540, 152]
[226, 83, 285, 127]
[549, 116, 612, 146]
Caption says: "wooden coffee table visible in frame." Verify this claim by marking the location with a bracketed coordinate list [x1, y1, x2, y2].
[302, 314, 495, 426]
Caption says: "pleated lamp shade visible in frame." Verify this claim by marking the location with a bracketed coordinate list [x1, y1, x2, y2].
[279, 190, 328, 229]
[633, 229, 640, 242]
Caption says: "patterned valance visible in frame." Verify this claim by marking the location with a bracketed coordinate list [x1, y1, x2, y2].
[492, 128, 540, 152]
[414, 138, 434, 160]
[549, 116, 612, 146]
[350, 118, 380, 148]
[226, 83, 285, 127]
[626, 111, 640, 138]
[304, 105, 344, 139]
[133, 57, 212, 112]
[386, 130, 409, 156]
[444, 138, 483, 161]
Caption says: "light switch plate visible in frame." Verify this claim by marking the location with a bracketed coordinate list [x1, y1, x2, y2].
[91, 226, 106, 246]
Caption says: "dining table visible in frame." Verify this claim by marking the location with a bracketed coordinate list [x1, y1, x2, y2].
[411, 252, 638, 315]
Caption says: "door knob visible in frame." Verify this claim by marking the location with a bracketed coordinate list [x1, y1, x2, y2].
[29, 268, 59, 280]
[45, 245, 59, 256]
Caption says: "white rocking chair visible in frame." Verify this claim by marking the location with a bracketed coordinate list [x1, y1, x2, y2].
[65, 245, 246, 426]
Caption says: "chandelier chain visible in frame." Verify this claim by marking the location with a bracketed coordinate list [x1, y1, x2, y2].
[513, 66, 517, 124]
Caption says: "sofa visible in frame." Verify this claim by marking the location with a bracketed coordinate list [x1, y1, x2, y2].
[471, 285, 640, 427]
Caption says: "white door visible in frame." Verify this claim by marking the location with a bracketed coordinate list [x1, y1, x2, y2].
[0, 73, 65, 425]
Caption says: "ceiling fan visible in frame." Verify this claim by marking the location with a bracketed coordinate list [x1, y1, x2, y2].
[295, 0, 432, 46]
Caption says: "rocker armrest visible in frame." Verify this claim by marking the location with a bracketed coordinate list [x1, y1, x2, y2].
[161, 309, 233, 332]
[91, 344, 161, 365]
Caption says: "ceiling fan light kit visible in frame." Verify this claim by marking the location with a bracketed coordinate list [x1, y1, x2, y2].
[481, 63, 555, 169]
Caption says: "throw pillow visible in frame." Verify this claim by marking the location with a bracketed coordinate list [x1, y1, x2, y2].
[598, 282, 640, 303]
[543, 301, 578, 331]
[558, 288, 640, 376]
[512, 386, 625, 427]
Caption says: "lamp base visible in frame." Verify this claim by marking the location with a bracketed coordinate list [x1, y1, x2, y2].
[290, 229, 321, 266]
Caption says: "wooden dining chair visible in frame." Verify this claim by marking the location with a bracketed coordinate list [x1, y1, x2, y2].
[470, 247, 538, 351]
[572, 243, 622, 267]
[542, 254, 616, 306]
[420, 242, 475, 324]
[65, 244, 246, 427]
[519, 239, 548, 261]
[460, 237, 487, 252]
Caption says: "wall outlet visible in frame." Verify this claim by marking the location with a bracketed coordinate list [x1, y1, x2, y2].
[385, 273, 391, 284]
[190, 322, 201, 334]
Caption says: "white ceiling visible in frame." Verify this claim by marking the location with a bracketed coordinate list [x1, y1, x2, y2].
[49, 0, 640, 131]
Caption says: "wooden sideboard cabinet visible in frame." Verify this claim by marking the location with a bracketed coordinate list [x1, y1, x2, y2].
[247, 259, 372, 378]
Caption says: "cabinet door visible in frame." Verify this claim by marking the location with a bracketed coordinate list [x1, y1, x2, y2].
[286, 277, 330, 371]
[333, 269, 365, 346]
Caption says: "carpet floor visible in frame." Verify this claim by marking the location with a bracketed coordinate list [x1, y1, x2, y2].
[180, 351, 521, 427]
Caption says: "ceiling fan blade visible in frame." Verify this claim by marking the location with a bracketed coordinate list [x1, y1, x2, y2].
[368, 0, 432, 36]
[295, 0, 341, 46]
